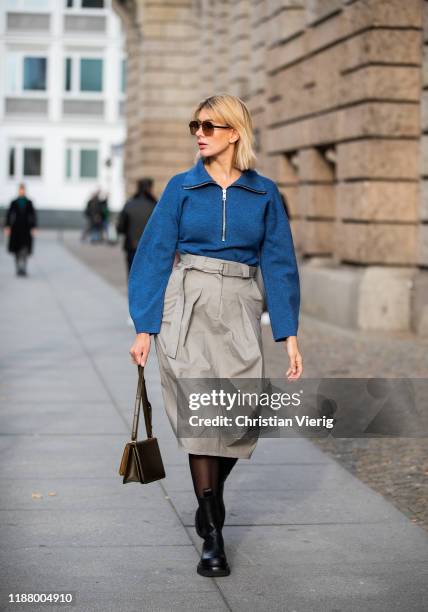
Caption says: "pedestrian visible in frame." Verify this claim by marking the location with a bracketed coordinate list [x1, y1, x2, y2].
[84, 189, 104, 244]
[3, 183, 37, 277]
[128, 94, 303, 578]
[116, 178, 157, 278]
[98, 190, 110, 242]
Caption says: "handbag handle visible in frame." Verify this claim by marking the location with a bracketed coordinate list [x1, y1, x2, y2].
[131, 365, 153, 441]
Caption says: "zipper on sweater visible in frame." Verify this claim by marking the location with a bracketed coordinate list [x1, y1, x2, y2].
[182, 181, 268, 243]
[221, 188, 227, 241]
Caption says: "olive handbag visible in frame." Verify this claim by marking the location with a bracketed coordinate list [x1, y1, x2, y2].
[119, 364, 166, 484]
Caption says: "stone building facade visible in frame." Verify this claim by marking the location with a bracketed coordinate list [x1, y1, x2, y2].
[113, 0, 428, 336]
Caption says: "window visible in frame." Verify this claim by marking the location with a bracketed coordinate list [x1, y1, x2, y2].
[23, 57, 46, 90]
[66, 143, 99, 180]
[65, 0, 105, 8]
[23, 148, 42, 176]
[6, 0, 50, 10]
[9, 148, 16, 177]
[7, 53, 48, 94]
[80, 59, 102, 92]
[64, 56, 103, 93]
[8, 142, 43, 179]
[80, 149, 98, 178]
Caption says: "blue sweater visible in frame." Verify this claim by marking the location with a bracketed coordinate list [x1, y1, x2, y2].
[128, 157, 300, 342]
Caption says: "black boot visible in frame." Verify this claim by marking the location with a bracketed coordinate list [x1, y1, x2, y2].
[196, 487, 230, 577]
[195, 476, 225, 538]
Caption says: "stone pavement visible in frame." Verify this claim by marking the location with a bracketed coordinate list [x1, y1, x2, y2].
[1, 231, 427, 612]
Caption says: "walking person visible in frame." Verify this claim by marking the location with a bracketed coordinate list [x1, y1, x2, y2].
[116, 178, 158, 278]
[3, 183, 37, 277]
[84, 189, 104, 244]
[128, 94, 303, 577]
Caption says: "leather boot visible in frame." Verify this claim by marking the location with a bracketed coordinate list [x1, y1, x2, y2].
[195, 476, 225, 538]
[196, 487, 230, 577]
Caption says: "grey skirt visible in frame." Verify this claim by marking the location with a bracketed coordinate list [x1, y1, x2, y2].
[154, 252, 265, 459]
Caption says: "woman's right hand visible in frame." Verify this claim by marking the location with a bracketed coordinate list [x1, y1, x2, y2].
[129, 332, 151, 367]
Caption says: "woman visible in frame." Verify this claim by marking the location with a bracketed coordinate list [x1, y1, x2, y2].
[4, 183, 37, 277]
[128, 94, 303, 578]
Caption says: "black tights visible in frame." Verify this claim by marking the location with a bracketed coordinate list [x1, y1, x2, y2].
[188, 454, 238, 498]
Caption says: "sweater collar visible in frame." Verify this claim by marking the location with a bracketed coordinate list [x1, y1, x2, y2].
[182, 157, 267, 193]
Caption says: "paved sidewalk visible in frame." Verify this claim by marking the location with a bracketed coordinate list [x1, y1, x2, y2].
[1, 232, 427, 612]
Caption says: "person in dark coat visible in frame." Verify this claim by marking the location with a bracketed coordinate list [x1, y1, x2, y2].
[116, 178, 158, 277]
[3, 183, 37, 277]
[84, 189, 106, 244]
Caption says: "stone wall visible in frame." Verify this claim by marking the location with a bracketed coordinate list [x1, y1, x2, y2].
[113, 0, 200, 198]
[113, 0, 428, 334]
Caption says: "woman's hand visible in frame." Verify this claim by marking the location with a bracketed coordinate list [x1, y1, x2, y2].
[3, 227, 11, 236]
[129, 332, 151, 367]
[285, 336, 303, 381]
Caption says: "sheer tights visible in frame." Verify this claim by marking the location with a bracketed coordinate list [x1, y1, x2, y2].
[188, 454, 238, 498]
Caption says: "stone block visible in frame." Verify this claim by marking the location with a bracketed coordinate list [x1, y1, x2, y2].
[343, 29, 421, 71]
[142, 21, 195, 39]
[250, 44, 265, 71]
[423, 46, 428, 88]
[345, 0, 422, 32]
[306, 0, 342, 26]
[411, 268, 428, 334]
[299, 259, 361, 327]
[339, 65, 421, 103]
[306, 0, 422, 58]
[424, 0, 428, 41]
[337, 222, 418, 265]
[337, 140, 419, 181]
[420, 180, 428, 221]
[233, 36, 251, 59]
[266, 101, 419, 153]
[420, 135, 428, 176]
[420, 225, 428, 266]
[358, 266, 416, 331]
[140, 87, 197, 105]
[268, 6, 306, 45]
[266, 153, 299, 184]
[252, 0, 268, 23]
[302, 219, 335, 254]
[266, 31, 307, 74]
[299, 148, 335, 182]
[299, 184, 336, 217]
[337, 181, 419, 222]
[138, 5, 192, 22]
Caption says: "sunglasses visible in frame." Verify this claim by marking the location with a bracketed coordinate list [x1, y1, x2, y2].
[189, 120, 232, 136]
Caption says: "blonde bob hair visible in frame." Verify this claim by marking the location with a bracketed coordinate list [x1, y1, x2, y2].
[191, 94, 257, 171]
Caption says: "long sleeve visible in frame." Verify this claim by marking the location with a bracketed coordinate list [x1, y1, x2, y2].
[259, 182, 300, 342]
[5, 202, 14, 227]
[116, 205, 128, 235]
[28, 201, 37, 228]
[128, 175, 181, 334]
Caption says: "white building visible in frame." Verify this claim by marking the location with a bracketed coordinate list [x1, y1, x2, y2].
[0, 0, 126, 227]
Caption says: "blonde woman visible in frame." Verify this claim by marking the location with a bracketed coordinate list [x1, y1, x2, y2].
[129, 94, 303, 577]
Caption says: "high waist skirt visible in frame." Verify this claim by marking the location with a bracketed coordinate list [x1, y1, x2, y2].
[154, 252, 265, 459]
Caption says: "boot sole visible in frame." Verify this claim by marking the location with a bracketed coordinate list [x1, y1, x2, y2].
[197, 563, 231, 578]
